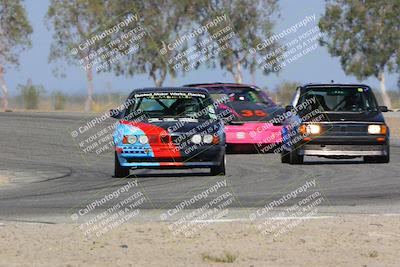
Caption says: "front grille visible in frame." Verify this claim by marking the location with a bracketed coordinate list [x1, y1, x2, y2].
[126, 155, 209, 163]
[322, 124, 368, 136]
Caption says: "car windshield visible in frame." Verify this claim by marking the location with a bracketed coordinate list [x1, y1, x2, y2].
[300, 87, 378, 112]
[126, 91, 215, 119]
[208, 87, 273, 105]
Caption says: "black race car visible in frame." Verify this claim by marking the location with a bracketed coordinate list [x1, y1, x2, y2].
[281, 84, 390, 164]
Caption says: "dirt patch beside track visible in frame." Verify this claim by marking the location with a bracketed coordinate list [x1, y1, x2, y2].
[0, 215, 399, 266]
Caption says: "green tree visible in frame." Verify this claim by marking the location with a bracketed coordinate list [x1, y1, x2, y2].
[182, 0, 280, 83]
[319, 0, 400, 108]
[46, 0, 112, 111]
[275, 81, 300, 105]
[108, 0, 280, 85]
[106, 0, 187, 86]
[53, 91, 67, 110]
[0, 0, 32, 111]
[18, 79, 45, 110]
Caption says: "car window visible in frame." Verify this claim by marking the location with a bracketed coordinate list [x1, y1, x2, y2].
[299, 87, 378, 112]
[207, 87, 273, 105]
[126, 92, 213, 119]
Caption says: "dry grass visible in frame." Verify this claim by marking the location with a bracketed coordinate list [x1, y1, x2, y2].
[202, 252, 238, 263]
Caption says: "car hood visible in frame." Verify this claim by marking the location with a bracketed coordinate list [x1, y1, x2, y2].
[219, 101, 285, 123]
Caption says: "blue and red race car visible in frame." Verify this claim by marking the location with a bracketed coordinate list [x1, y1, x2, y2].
[185, 83, 285, 152]
[110, 87, 226, 177]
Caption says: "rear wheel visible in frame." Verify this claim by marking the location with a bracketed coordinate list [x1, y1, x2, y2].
[289, 147, 304, 165]
[114, 152, 130, 178]
[211, 154, 226, 176]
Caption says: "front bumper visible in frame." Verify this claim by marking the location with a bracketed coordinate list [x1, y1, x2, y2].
[225, 123, 282, 144]
[298, 135, 389, 156]
[116, 145, 225, 168]
[300, 144, 388, 156]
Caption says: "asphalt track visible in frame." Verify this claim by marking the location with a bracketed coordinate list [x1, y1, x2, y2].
[0, 112, 400, 223]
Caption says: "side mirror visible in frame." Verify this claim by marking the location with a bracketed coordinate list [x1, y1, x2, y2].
[379, 106, 388, 112]
[109, 109, 121, 119]
[285, 105, 294, 112]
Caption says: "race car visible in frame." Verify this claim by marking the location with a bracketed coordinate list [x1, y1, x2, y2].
[281, 83, 390, 164]
[110, 87, 226, 177]
[185, 83, 285, 152]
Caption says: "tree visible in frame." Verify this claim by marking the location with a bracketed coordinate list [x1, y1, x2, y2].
[18, 78, 45, 110]
[108, 0, 281, 86]
[0, 0, 32, 111]
[105, 0, 187, 86]
[275, 81, 301, 105]
[319, 0, 400, 108]
[46, 0, 112, 111]
[187, 0, 280, 83]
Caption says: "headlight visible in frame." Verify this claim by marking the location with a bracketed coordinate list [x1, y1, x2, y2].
[138, 135, 149, 144]
[127, 135, 137, 144]
[368, 124, 385, 134]
[203, 134, 213, 144]
[236, 132, 246, 139]
[191, 134, 202, 144]
[306, 124, 321, 134]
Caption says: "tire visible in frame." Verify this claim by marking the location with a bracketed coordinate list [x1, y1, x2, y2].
[281, 150, 290, 163]
[211, 154, 226, 176]
[114, 152, 130, 178]
[289, 147, 304, 165]
[364, 147, 390, 163]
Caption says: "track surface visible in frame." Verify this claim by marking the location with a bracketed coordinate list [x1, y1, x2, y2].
[0, 112, 399, 223]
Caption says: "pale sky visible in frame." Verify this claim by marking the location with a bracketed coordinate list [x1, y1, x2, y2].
[4, 0, 399, 96]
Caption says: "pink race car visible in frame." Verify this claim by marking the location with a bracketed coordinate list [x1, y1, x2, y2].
[185, 83, 284, 152]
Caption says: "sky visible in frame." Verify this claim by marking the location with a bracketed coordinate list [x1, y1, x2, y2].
[4, 0, 399, 96]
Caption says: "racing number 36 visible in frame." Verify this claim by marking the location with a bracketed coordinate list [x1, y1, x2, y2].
[241, 109, 268, 117]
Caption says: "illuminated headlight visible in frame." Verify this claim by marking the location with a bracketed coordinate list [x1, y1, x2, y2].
[138, 135, 149, 144]
[191, 134, 202, 144]
[203, 134, 213, 144]
[306, 124, 321, 134]
[368, 125, 382, 134]
[127, 135, 137, 144]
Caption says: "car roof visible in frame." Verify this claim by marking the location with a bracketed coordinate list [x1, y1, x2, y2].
[302, 83, 371, 89]
[130, 87, 209, 94]
[184, 82, 259, 89]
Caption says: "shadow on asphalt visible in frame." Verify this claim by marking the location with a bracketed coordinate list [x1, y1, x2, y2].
[122, 171, 213, 178]
[303, 160, 365, 165]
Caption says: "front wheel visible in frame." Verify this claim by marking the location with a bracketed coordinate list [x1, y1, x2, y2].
[281, 150, 290, 163]
[211, 154, 226, 176]
[289, 148, 304, 165]
[364, 147, 390, 163]
[114, 152, 130, 178]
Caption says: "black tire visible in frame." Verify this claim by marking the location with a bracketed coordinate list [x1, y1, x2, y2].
[281, 150, 290, 163]
[364, 147, 390, 163]
[289, 148, 304, 165]
[114, 152, 130, 178]
[211, 154, 226, 176]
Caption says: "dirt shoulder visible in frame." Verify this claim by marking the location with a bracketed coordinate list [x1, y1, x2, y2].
[0, 215, 399, 267]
